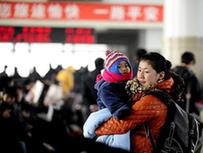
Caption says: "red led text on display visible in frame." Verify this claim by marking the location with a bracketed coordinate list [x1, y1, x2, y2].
[0, 26, 95, 43]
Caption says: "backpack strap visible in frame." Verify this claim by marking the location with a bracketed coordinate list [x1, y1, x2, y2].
[185, 80, 192, 113]
[144, 89, 173, 153]
[144, 123, 158, 153]
[145, 88, 172, 107]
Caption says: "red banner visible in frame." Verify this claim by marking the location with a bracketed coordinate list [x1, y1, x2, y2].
[0, 2, 163, 22]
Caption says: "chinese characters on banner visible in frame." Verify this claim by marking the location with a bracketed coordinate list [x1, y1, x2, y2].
[0, 2, 163, 22]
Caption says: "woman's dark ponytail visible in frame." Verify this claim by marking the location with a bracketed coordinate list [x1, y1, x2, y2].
[165, 60, 172, 79]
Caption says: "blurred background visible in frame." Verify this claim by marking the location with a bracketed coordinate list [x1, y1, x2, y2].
[1, 0, 202, 83]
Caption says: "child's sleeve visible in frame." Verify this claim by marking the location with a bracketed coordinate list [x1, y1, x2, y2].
[100, 85, 131, 120]
[83, 108, 112, 138]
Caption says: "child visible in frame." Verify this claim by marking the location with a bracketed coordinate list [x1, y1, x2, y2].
[83, 49, 133, 151]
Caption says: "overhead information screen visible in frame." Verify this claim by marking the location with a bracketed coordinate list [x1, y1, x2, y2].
[0, 26, 95, 43]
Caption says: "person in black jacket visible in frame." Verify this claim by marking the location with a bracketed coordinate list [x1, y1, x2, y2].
[0, 86, 28, 153]
[173, 51, 202, 114]
[82, 58, 104, 113]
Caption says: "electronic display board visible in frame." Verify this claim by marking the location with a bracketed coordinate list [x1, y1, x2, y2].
[0, 26, 95, 43]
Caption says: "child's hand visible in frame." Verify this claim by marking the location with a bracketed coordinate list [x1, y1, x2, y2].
[89, 104, 98, 112]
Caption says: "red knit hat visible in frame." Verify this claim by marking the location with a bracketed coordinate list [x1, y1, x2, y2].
[105, 49, 129, 70]
[102, 49, 133, 83]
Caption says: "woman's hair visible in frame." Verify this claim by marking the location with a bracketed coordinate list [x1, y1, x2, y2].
[139, 52, 184, 100]
[139, 52, 172, 79]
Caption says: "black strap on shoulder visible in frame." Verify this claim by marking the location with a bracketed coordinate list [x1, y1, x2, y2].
[144, 123, 158, 153]
[145, 89, 172, 107]
[144, 89, 172, 153]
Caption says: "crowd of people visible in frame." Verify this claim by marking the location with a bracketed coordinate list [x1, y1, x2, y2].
[0, 49, 203, 153]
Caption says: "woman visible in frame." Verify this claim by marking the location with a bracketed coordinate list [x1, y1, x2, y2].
[93, 52, 184, 153]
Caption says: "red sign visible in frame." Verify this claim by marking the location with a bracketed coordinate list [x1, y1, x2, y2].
[0, 26, 95, 43]
[0, 2, 163, 22]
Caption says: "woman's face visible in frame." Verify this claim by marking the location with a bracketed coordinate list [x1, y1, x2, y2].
[137, 60, 163, 87]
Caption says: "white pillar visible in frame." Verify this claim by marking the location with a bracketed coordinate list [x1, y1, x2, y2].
[163, 0, 203, 83]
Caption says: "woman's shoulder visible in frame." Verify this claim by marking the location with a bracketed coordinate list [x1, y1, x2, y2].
[133, 92, 168, 109]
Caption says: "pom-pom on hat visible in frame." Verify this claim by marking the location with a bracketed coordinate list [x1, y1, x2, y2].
[105, 49, 129, 70]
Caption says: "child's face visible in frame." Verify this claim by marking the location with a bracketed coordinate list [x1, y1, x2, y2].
[118, 61, 131, 74]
